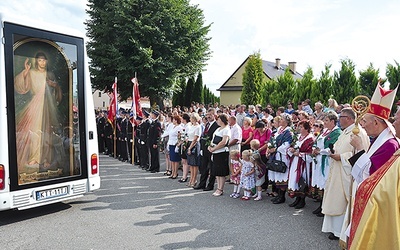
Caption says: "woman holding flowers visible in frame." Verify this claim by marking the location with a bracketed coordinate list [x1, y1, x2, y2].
[268, 114, 293, 204]
[287, 120, 315, 209]
[310, 112, 341, 216]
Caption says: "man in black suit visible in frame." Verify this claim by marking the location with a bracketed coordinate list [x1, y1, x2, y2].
[194, 108, 219, 191]
[96, 111, 106, 154]
[119, 111, 129, 162]
[148, 110, 161, 173]
[133, 116, 142, 166]
[104, 116, 114, 156]
[139, 110, 150, 170]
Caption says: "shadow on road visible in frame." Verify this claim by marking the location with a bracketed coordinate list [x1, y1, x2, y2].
[0, 202, 71, 226]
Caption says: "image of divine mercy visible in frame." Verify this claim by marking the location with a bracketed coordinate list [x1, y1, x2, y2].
[14, 51, 62, 173]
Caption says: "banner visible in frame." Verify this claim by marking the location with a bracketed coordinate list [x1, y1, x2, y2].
[131, 77, 143, 122]
[107, 79, 117, 125]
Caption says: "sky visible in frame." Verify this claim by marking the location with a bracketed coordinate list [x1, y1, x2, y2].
[1, 0, 400, 95]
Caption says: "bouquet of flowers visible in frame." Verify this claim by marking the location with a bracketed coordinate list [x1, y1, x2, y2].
[203, 135, 212, 147]
[267, 137, 276, 149]
[290, 127, 299, 149]
[311, 146, 319, 164]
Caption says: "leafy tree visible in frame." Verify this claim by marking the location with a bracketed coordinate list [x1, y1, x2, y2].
[359, 63, 380, 98]
[172, 77, 186, 107]
[241, 52, 264, 105]
[314, 64, 334, 106]
[294, 67, 315, 105]
[192, 73, 204, 103]
[184, 77, 195, 107]
[386, 60, 400, 103]
[202, 85, 209, 104]
[332, 58, 359, 104]
[86, 0, 211, 107]
[268, 68, 296, 108]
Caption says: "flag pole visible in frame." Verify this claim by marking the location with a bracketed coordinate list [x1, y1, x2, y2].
[113, 77, 118, 159]
[131, 72, 137, 165]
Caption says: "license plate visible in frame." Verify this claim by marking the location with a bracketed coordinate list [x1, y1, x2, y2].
[36, 186, 69, 201]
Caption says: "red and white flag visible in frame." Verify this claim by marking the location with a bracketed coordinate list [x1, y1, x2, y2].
[107, 78, 118, 125]
[131, 77, 143, 123]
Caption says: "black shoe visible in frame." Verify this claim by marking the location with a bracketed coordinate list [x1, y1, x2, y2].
[328, 233, 339, 240]
[178, 177, 188, 183]
[289, 197, 301, 207]
[273, 189, 286, 204]
[295, 197, 306, 209]
[312, 206, 322, 214]
[203, 187, 213, 191]
[193, 185, 205, 190]
[146, 168, 151, 172]
[272, 196, 285, 204]
[271, 196, 279, 202]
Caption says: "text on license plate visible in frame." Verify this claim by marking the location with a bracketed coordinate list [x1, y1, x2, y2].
[36, 186, 69, 200]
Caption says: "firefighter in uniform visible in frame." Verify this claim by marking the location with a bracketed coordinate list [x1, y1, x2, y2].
[148, 110, 161, 173]
[139, 110, 150, 170]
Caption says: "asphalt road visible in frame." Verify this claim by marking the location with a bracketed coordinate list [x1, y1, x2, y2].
[1, 154, 339, 250]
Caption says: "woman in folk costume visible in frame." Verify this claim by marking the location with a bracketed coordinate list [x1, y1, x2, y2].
[310, 112, 341, 216]
[267, 114, 293, 204]
[287, 120, 314, 209]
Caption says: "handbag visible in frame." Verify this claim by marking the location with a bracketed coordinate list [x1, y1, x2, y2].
[266, 152, 287, 173]
[212, 135, 223, 145]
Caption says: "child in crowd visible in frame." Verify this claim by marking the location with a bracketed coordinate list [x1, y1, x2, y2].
[229, 150, 242, 198]
[250, 139, 267, 201]
[239, 149, 256, 200]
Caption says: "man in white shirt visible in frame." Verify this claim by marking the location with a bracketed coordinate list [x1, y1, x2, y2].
[235, 104, 246, 127]
[228, 116, 242, 152]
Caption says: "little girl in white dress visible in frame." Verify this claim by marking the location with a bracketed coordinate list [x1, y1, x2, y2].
[239, 149, 256, 200]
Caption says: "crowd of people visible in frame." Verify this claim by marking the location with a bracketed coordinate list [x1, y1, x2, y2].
[96, 84, 400, 249]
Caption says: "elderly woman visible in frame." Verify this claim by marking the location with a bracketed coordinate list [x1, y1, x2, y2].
[268, 114, 293, 204]
[311, 112, 341, 216]
[287, 120, 315, 209]
[186, 113, 202, 187]
[208, 114, 231, 197]
[240, 117, 254, 152]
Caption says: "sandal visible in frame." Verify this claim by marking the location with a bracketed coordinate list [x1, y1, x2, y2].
[240, 196, 250, 200]
[212, 189, 224, 196]
[254, 197, 262, 201]
[164, 170, 172, 176]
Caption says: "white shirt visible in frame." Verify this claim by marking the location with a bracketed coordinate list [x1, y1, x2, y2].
[211, 126, 231, 154]
[162, 122, 174, 138]
[167, 124, 183, 146]
[229, 123, 242, 145]
[187, 124, 201, 141]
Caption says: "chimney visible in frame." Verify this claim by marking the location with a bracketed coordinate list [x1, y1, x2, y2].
[288, 62, 297, 73]
[275, 58, 281, 69]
